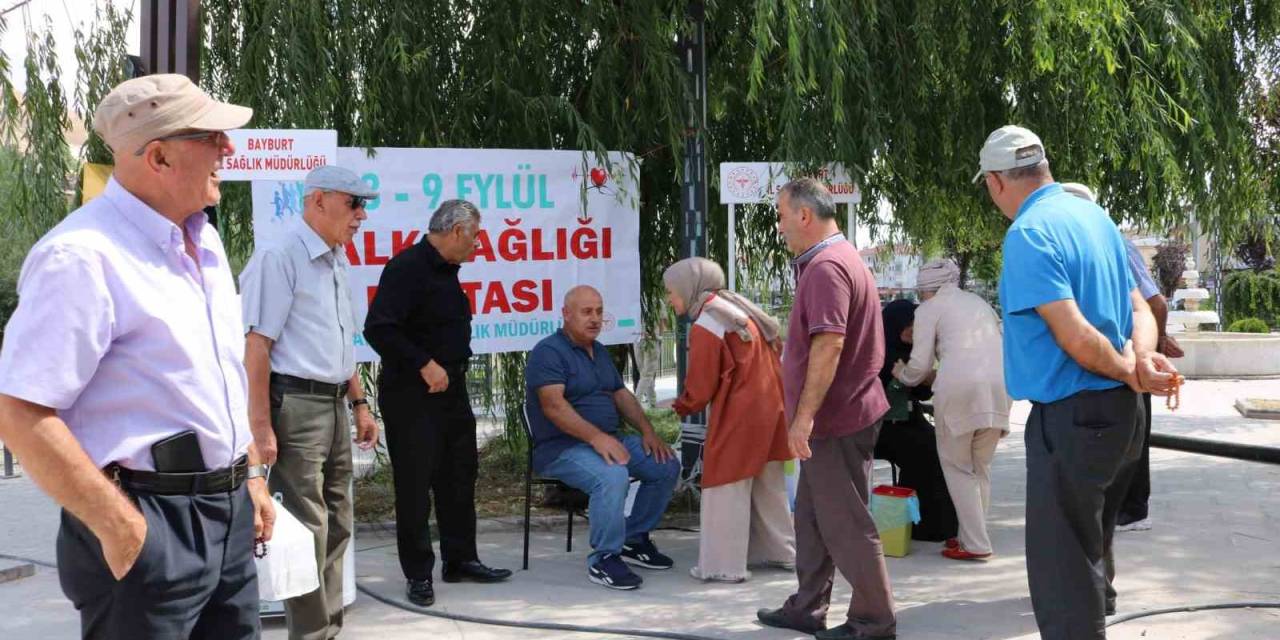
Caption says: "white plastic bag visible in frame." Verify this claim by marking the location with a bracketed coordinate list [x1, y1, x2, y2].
[255, 498, 319, 601]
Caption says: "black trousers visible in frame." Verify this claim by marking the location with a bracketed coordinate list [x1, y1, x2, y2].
[874, 411, 959, 542]
[1118, 392, 1154, 522]
[380, 374, 479, 582]
[56, 483, 260, 640]
[1025, 385, 1144, 640]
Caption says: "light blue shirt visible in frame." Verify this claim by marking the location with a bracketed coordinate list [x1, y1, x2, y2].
[240, 220, 357, 384]
[0, 177, 251, 471]
[1124, 238, 1160, 300]
[998, 183, 1135, 403]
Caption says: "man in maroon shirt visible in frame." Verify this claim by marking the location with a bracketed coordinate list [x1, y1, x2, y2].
[756, 178, 895, 640]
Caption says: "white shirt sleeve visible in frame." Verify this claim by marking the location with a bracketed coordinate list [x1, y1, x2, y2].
[239, 247, 295, 341]
[0, 245, 114, 409]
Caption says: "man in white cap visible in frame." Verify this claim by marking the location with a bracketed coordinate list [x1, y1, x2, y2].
[1060, 182, 1182, 536]
[240, 165, 381, 639]
[975, 125, 1178, 639]
[0, 74, 273, 638]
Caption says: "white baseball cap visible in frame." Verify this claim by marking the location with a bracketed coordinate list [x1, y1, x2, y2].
[1059, 182, 1096, 202]
[972, 125, 1045, 183]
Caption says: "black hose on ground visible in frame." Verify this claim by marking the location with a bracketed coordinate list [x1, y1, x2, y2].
[1149, 432, 1280, 465]
[1106, 602, 1280, 627]
[10, 552, 1280, 636]
[355, 583, 726, 640]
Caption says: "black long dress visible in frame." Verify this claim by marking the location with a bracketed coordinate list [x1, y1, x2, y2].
[873, 300, 959, 542]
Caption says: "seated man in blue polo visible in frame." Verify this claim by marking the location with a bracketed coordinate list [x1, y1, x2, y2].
[525, 285, 681, 590]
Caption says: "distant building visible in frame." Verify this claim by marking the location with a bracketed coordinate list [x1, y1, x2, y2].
[860, 245, 922, 295]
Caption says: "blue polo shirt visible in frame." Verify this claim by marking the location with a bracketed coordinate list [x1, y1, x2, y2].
[998, 183, 1135, 403]
[525, 330, 625, 472]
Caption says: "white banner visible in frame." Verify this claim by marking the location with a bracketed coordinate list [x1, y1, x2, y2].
[251, 148, 642, 361]
[222, 129, 337, 181]
[719, 162, 860, 204]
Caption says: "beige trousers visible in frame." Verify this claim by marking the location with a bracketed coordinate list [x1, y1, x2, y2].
[935, 425, 1002, 555]
[695, 461, 795, 581]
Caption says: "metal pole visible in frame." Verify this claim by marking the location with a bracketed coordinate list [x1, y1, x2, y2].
[676, 0, 708, 397]
[847, 202, 855, 247]
[2, 445, 17, 479]
[728, 203, 736, 291]
[141, 0, 202, 83]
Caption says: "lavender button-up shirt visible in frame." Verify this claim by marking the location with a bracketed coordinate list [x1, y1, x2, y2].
[0, 177, 251, 471]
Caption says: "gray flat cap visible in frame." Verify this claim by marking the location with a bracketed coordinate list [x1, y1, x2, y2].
[304, 165, 378, 198]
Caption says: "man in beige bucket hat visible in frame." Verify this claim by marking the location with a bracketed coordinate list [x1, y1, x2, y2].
[0, 73, 274, 639]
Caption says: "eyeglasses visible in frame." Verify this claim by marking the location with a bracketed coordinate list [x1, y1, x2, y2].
[134, 130, 228, 156]
[347, 195, 368, 210]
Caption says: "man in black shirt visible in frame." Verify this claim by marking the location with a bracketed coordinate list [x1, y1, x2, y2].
[365, 199, 512, 607]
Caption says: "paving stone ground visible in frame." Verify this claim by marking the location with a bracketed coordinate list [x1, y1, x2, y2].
[2, 377, 1278, 639]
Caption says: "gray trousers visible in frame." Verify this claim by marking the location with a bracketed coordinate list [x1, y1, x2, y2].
[1025, 385, 1143, 640]
[271, 384, 354, 640]
[56, 484, 260, 639]
[782, 423, 896, 636]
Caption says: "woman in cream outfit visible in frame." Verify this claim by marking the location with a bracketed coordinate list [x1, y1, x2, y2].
[893, 258, 1011, 560]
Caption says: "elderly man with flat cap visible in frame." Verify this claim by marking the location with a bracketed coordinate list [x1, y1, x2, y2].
[974, 125, 1179, 639]
[240, 165, 380, 639]
[0, 74, 274, 639]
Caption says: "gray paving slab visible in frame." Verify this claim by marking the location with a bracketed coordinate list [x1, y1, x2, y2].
[2, 378, 1278, 639]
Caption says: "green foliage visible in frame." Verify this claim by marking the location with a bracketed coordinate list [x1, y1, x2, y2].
[1226, 317, 1270, 333]
[1222, 269, 1280, 327]
[72, 2, 133, 169]
[0, 15, 79, 339]
[189, 0, 1280, 454]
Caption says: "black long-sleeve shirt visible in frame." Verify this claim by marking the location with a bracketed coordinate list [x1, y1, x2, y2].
[363, 239, 472, 383]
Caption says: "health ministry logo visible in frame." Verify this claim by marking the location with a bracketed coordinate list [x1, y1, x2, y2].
[726, 166, 762, 201]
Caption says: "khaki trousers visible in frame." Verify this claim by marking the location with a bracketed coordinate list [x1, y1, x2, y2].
[695, 461, 795, 581]
[270, 386, 354, 640]
[935, 426, 1002, 555]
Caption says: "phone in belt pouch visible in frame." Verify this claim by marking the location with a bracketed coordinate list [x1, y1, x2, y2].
[150, 430, 206, 472]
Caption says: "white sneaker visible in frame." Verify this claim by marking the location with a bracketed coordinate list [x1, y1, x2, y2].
[1116, 517, 1151, 532]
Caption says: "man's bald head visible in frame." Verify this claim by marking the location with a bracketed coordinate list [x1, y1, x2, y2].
[563, 285, 602, 310]
[561, 285, 604, 347]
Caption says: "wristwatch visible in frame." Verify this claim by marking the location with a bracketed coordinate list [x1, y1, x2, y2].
[247, 464, 270, 480]
[350, 398, 370, 409]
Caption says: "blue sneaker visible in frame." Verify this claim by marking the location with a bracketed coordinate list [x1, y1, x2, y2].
[588, 554, 643, 590]
[620, 534, 674, 570]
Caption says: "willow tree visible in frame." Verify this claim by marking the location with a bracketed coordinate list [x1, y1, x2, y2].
[191, 0, 1279, 440]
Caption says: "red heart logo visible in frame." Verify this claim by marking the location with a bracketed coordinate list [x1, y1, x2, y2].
[589, 167, 607, 187]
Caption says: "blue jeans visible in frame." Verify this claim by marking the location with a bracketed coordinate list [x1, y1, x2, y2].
[542, 434, 681, 566]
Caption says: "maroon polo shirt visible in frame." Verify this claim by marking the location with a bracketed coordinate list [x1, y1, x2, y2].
[782, 237, 888, 439]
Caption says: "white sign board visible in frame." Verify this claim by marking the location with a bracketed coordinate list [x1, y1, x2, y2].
[251, 148, 642, 361]
[222, 129, 337, 181]
[719, 162, 860, 204]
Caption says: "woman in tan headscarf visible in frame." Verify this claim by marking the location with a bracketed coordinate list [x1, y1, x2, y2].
[893, 258, 1011, 560]
[663, 257, 795, 583]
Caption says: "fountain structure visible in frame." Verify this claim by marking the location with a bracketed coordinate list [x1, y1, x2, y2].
[1167, 263, 1280, 378]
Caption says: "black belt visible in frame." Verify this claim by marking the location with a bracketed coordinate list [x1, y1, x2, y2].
[271, 373, 349, 399]
[108, 456, 249, 495]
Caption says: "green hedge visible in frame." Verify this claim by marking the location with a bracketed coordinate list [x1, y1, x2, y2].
[1222, 270, 1280, 328]
[1226, 317, 1270, 333]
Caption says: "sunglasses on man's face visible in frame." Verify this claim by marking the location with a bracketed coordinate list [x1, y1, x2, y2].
[347, 195, 368, 210]
[134, 130, 227, 156]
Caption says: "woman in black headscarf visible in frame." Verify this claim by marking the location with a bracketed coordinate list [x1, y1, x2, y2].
[874, 299, 959, 542]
